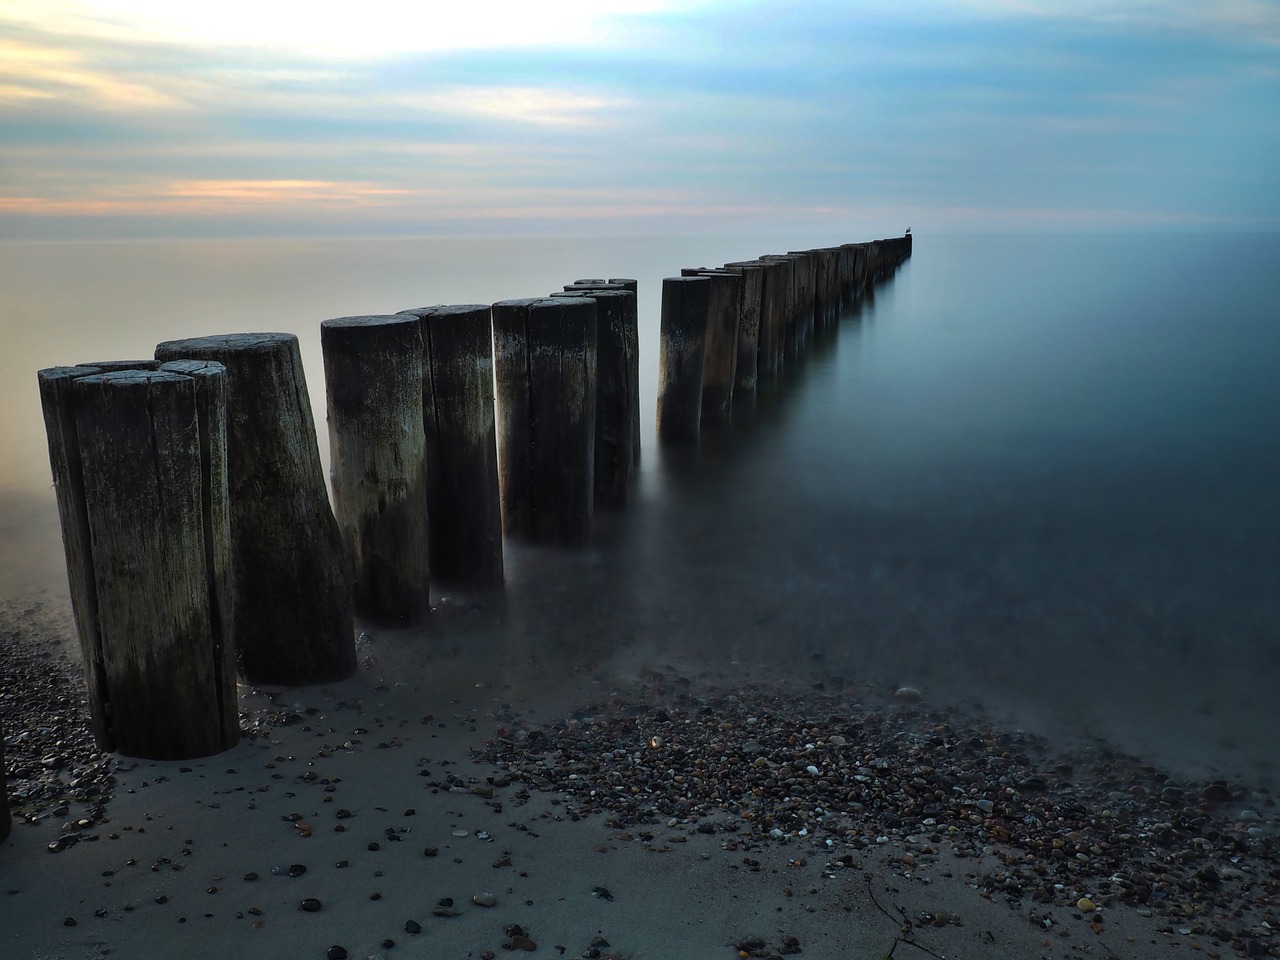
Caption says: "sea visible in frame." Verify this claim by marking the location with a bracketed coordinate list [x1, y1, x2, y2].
[2, 232, 1277, 787]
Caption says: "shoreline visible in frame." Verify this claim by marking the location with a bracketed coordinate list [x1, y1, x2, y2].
[2, 599, 1278, 959]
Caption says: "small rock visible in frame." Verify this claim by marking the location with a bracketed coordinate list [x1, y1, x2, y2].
[327, 947, 348, 960]
[472, 892, 497, 907]
[894, 687, 922, 701]
[299, 897, 322, 913]
[1076, 897, 1097, 912]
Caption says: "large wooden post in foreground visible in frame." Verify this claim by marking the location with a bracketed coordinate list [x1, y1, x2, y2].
[155, 333, 355, 686]
[656, 276, 710, 444]
[321, 315, 431, 624]
[398, 304, 504, 586]
[71, 369, 238, 758]
[492, 297, 598, 545]
[40, 364, 238, 759]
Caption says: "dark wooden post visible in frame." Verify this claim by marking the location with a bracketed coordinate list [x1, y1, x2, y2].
[492, 298, 540, 538]
[398, 304, 504, 586]
[780, 252, 815, 350]
[656, 276, 710, 443]
[760, 255, 801, 362]
[679, 269, 739, 421]
[552, 289, 635, 506]
[154, 333, 355, 686]
[719, 261, 765, 396]
[37, 365, 110, 748]
[320, 315, 431, 624]
[71, 369, 238, 759]
[491, 298, 597, 545]
[567, 279, 641, 467]
[839, 243, 859, 306]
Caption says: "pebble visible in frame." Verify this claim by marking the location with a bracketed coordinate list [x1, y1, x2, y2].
[475, 674, 1280, 931]
[471, 892, 497, 907]
[326, 948, 348, 960]
[894, 686, 922, 701]
[299, 898, 322, 913]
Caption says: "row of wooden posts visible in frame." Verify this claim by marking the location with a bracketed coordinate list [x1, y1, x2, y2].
[8, 235, 911, 786]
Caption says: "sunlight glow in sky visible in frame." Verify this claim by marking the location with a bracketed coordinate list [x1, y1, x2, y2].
[2, 0, 1277, 238]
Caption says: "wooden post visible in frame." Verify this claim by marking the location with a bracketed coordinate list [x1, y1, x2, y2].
[491, 297, 597, 545]
[783, 252, 817, 349]
[656, 276, 710, 444]
[398, 304, 504, 586]
[719, 262, 765, 396]
[759, 255, 801, 362]
[71, 369, 238, 759]
[37, 365, 111, 748]
[679, 269, 739, 421]
[492, 298, 540, 538]
[551, 289, 635, 506]
[320, 315, 431, 624]
[839, 243, 859, 307]
[154, 333, 355, 686]
[567, 279, 641, 468]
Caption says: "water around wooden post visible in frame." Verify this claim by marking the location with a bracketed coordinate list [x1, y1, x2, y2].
[71, 369, 238, 759]
[321, 315, 431, 624]
[656, 276, 710, 443]
[398, 304, 504, 586]
[154, 333, 356, 686]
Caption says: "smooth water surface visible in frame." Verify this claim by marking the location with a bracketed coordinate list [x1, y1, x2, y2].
[2, 233, 1276, 784]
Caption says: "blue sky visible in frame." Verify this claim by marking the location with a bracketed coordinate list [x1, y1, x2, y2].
[2, 0, 1277, 239]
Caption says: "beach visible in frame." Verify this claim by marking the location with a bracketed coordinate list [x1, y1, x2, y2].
[3, 591, 1277, 960]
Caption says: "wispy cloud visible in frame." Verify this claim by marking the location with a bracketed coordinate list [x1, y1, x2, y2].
[1, 0, 1276, 236]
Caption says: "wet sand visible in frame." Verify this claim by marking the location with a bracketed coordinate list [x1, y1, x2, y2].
[3, 597, 1277, 960]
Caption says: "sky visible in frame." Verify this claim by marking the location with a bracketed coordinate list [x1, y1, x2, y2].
[1, 0, 1278, 239]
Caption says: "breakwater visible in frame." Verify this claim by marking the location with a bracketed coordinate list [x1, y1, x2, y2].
[25, 233, 910, 763]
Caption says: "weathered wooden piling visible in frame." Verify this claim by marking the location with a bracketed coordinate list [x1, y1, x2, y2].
[70, 369, 238, 759]
[759, 255, 802, 361]
[37, 364, 111, 748]
[719, 261, 764, 396]
[656, 276, 710, 443]
[154, 333, 355, 686]
[320, 315, 431, 624]
[567, 279, 641, 468]
[679, 268, 740, 421]
[786, 251, 819, 342]
[398, 304, 504, 586]
[551, 288, 635, 506]
[491, 297, 598, 544]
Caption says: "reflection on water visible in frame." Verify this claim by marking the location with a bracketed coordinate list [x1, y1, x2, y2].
[2, 233, 1277, 786]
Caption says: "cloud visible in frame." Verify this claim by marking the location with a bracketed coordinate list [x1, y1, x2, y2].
[2, 0, 692, 57]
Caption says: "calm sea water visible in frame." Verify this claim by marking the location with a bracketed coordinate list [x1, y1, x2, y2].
[2, 233, 1277, 783]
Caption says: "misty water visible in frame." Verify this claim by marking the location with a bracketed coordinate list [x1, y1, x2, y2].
[2, 232, 1277, 787]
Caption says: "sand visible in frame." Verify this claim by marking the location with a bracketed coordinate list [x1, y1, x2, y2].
[3, 596, 1276, 960]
